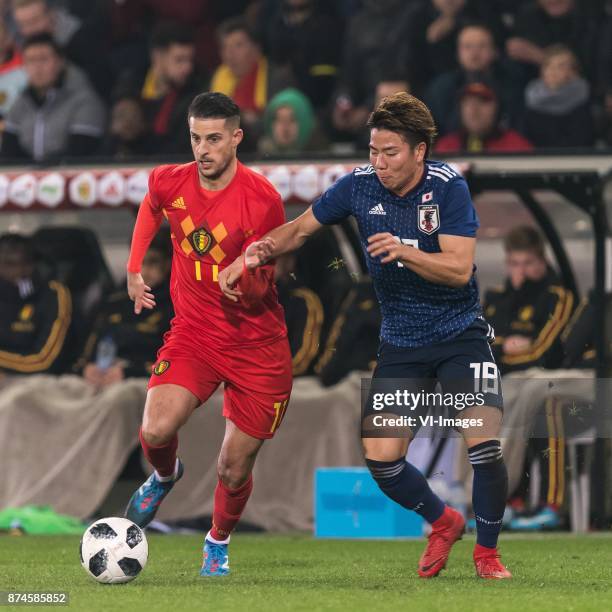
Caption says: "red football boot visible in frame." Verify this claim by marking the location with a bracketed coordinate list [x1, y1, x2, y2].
[473, 544, 512, 579]
[418, 506, 465, 578]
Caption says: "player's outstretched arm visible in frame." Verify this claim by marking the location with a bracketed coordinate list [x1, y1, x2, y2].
[219, 206, 322, 302]
[126, 193, 163, 314]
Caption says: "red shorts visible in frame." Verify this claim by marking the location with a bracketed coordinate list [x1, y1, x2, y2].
[148, 327, 292, 439]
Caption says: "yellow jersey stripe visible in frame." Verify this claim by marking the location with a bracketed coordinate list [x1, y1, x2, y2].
[502, 287, 573, 365]
[291, 288, 324, 375]
[0, 281, 72, 372]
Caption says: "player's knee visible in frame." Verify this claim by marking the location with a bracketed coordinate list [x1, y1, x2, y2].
[141, 421, 176, 447]
[217, 457, 251, 489]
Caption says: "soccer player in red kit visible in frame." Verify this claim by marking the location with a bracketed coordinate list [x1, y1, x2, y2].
[123, 92, 292, 576]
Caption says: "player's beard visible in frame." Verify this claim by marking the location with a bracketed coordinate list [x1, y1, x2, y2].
[198, 152, 233, 182]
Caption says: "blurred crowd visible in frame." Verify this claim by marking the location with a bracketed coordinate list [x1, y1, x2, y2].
[0, 0, 612, 163]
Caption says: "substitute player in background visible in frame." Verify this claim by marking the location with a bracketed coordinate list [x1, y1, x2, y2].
[220, 93, 511, 580]
[124, 92, 292, 576]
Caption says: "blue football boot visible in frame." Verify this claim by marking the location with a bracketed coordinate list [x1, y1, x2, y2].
[509, 505, 560, 531]
[124, 459, 184, 528]
[200, 537, 230, 576]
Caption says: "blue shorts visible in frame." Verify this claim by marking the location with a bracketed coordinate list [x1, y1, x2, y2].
[362, 318, 503, 437]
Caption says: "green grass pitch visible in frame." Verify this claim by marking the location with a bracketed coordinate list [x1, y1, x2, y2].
[2, 533, 611, 611]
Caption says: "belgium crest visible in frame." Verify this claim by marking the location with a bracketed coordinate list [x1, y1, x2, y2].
[153, 360, 170, 375]
[191, 227, 213, 255]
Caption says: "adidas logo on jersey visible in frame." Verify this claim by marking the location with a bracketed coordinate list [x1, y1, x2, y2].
[369, 203, 386, 215]
[172, 196, 186, 209]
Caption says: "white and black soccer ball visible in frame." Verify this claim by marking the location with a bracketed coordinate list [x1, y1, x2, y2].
[80, 517, 148, 584]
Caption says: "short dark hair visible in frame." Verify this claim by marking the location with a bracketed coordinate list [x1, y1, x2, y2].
[504, 226, 545, 258]
[458, 21, 496, 44]
[150, 22, 194, 51]
[367, 92, 437, 156]
[187, 92, 241, 125]
[0, 232, 35, 261]
[542, 44, 579, 73]
[216, 16, 258, 45]
[21, 32, 63, 56]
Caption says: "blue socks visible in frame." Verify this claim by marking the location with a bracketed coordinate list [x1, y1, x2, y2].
[365, 457, 445, 524]
[469, 440, 508, 549]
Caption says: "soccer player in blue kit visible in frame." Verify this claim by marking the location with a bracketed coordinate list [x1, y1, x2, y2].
[219, 93, 511, 579]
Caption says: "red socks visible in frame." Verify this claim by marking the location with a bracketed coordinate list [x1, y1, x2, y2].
[139, 427, 178, 477]
[210, 475, 253, 540]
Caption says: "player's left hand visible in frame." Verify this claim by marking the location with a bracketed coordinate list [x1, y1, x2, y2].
[244, 238, 276, 269]
[366, 233, 409, 264]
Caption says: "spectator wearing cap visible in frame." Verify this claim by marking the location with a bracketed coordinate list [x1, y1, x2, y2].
[523, 45, 594, 148]
[1, 33, 106, 161]
[435, 82, 533, 153]
[425, 22, 524, 136]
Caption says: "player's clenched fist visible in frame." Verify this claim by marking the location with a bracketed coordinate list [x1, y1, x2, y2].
[218, 258, 244, 302]
[366, 232, 408, 264]
[218, 239, 276, 302]
[127, 271, 156, 314]
[245, 238, 276, 268]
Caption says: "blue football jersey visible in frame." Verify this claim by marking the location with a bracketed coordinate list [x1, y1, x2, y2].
[312, 160, 482, 348]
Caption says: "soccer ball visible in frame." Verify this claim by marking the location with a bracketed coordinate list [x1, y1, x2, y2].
[80, 517, 148, 584]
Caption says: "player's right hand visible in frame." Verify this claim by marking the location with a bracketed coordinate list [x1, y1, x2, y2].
[244, 238, 276, 269]
[127, 271, 156, 314]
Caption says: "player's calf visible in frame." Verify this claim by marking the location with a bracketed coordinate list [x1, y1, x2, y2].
[469, 440, 507, 547]
[468, 439, 511, 579]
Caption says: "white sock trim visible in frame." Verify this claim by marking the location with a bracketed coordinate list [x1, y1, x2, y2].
[155, 458, 179, 482]
[206, 530, 230, 545]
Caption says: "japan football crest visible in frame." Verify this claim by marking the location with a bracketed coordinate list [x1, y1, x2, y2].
[418, 204, 440, 235]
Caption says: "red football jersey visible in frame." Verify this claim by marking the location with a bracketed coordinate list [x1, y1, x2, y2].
[147, 161, 287, 347]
